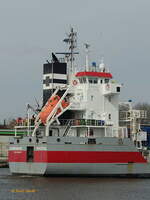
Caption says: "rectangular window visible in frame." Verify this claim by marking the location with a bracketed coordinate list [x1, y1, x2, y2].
[49, 130, 52, 136]
[88, 78, 97, 84]
[93, 78, 98, 84]
[79, 78, 82, 83]
[105, 79, 109, 83]
[89, 79, 93, 83]
[116, 87, 120, 92]
[27, 146, 34, 162]
[108, 114, 111, 120]
[83, 77, 86, 83]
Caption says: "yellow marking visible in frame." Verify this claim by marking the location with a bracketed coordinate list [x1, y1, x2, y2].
[11, 189, 37, 193]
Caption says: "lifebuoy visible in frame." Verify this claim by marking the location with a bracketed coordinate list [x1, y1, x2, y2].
[72, 80, 78, 85]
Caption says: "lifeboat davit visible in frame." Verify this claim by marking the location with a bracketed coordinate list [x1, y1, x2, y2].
[39, 95, 69, 125]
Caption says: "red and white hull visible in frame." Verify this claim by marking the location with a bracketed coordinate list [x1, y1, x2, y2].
[8, 136, 150, 177]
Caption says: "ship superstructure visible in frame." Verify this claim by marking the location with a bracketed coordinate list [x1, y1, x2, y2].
[8, 28, 150, 176]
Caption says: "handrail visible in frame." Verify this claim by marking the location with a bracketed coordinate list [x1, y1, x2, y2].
[59, 119, 106, 127]
[14, 125, 35, 137]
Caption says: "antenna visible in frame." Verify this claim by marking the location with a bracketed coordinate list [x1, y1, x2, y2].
[34, 97, 41, 111]
[99, 56, 106, 72]
[84, 43, 90, 71]
[100, 56, 104, 64]
[63, 27, 77, 75]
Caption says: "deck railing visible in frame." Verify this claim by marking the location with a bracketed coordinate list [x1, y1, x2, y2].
[59, 119, 106, 127]
[0, 143, 8, 158]
[14, 125, 35, 137]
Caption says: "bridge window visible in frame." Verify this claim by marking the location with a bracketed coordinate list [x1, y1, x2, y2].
[79, 77, 86, 83]
[89, 79, 93, 83]
[105, 79, 109, 83]
[93, 79, 98, 84]
[88, 78, 98, 84]
[83, 77, 86, 83]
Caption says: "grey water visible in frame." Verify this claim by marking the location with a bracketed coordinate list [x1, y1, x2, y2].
[0, 168, 150, 200]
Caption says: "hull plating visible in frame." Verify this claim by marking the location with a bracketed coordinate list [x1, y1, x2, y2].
[9, 162, 150, 177]
[8, 137, 150, 176]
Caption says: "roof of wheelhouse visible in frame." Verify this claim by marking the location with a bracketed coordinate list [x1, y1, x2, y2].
[75, 71, 113, 78]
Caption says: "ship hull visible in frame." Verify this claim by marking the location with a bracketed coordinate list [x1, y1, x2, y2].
[9, 162, 150, 177]
[45, 163, 150, 177]
[8, 136, 150, 177]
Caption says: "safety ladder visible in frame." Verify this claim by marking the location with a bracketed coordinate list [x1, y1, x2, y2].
[63, 120, 72, 137]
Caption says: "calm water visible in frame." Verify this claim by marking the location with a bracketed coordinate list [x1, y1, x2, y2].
[0, 169, 150, 200]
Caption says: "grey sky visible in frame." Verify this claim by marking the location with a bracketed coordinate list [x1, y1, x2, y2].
[0, 0, 150, 121]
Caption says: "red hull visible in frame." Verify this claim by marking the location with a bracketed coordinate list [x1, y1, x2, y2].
[9, 150, 147, 163]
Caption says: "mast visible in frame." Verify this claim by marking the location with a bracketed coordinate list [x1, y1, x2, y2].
[63, 27, 77, 81]
[69, 27, 77, 73]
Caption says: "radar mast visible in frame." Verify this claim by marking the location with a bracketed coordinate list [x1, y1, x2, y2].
[63, 27, 77, 80]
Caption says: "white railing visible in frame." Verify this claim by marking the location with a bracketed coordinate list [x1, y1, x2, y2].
[14, 125, 35, 137]
[59, 119, 106, 127]
[118, 127, 128, 138]
[0, 143, 8, 158]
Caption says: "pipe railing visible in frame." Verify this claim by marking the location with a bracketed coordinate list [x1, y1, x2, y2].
[59, 119, 106, 127]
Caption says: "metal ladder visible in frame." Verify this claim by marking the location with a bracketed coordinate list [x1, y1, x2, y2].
[63, 120, 72, 137]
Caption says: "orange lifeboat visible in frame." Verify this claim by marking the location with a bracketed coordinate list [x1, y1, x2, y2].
[39, 95, 69, 125]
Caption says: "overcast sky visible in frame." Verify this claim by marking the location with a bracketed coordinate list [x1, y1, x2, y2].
[0, 0, 150, 122]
